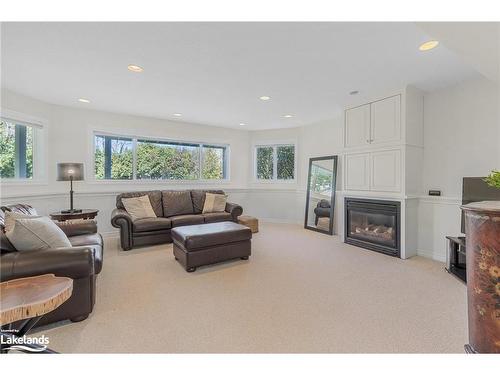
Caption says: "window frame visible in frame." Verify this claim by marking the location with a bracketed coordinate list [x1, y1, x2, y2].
[0, 108, 48, 185]
[90, 129, 230, 183]
[253, 141, 297, 183]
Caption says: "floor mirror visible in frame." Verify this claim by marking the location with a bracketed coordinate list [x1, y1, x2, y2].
[304, 155, 338, 235]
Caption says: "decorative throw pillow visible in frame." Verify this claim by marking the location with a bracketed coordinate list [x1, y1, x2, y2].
[121, 195, 157, 220]
[5, 215, 72, 251]
[202, 193, 228, 214]
[4, 211, 41, 232]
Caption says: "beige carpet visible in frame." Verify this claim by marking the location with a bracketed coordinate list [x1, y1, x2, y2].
[33, 222, 467, 353]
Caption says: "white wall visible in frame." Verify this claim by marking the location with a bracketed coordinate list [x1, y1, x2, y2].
[245, 119, 344, 231]
[417, 77, 499, 261]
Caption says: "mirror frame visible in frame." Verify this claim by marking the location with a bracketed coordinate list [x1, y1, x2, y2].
[304, 155, 338, 235]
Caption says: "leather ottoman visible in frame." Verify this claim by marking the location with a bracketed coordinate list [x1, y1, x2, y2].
[171, 222, 252, 272]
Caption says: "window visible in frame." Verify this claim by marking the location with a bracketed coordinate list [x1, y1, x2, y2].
[255, 144, 295, 181]
[0, 119, 35, 179]
[94, 135, 133, 180]
[93, 133, 228, 181]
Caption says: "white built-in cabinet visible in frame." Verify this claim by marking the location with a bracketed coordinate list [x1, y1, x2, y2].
[345, 153, 370, 191]
[344, 95, 400, 148]
[343, 88, 423, 196]
[344, 149, 400, 192]
[345, 104, 370, 148]
[370, 95, 401, 145]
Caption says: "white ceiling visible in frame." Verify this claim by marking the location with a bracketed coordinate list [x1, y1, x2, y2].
[1, 22, 483, 130]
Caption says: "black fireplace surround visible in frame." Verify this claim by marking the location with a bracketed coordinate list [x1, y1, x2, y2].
[344, 198, 401, 257]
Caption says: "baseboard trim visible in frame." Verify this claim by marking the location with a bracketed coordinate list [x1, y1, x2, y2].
[259, 218, 302, 225]
[417, 248, 446, 263]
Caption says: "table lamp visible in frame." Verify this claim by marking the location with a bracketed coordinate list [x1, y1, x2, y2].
[57, 163, 84, 213]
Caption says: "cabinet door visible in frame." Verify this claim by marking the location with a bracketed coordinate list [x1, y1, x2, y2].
[345, 104, 370, 148]
[345, 153, 370, 191]
[370, 95, 401, 144]
[370, 149, 401, 192]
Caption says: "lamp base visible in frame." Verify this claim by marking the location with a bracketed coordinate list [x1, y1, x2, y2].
[61, 209, 83, 214]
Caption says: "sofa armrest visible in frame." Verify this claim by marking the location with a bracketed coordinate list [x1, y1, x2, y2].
[0, 247, 95, 282]
[55, 220, 97, 237]
[111, 208, 132, 227]
[110, 208, 133, 250]
[225, 202, 243, 221]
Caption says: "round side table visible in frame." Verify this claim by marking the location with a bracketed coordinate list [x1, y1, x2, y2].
[50, 209, 99, 222]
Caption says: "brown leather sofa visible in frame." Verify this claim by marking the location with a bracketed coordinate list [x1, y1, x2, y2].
[111, 190, 243, 250]
[0, 204, 103, 327]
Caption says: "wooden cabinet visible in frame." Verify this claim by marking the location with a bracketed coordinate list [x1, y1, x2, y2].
[345, 153, 370, 191]
[344, 95, 401, 149]
[370, 149, 401, 192]
[345, 104, 370, 148]
[344, 150, 401, 193]
[370, 95, 401, 145]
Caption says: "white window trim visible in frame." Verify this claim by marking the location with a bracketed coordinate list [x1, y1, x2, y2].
[253, 140, 297, 183]
[87, 127, 231, 184]
[0, 108, 48, 185]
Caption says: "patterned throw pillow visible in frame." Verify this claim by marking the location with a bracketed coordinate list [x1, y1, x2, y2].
[202, 193, 228, 214]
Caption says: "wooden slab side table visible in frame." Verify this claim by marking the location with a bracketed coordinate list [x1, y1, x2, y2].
[0, 274, 73, 354]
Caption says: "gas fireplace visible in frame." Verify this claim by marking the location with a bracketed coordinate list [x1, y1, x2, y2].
[344, 198, 400, 257]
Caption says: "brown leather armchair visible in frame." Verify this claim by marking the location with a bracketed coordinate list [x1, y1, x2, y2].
[0, 204, 103, 327]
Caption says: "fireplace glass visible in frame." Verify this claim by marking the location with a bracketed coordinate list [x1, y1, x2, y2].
[345, 198, 400, 257]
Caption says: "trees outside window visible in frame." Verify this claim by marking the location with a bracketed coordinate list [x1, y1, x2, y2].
[0, 120, 34, 179]
[256, 146, 273, 180]
[255, 144, 295, 181]
[94, 134, 227, 181]
[94, 135, 133, 180]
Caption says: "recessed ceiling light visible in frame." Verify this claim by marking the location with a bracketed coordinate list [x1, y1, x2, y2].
[283, 114, 293, 118]
[78, 98, 90, 103]
[127, 64, 144, 72]
[259, 96, 271, 101]
[349, 90, 359, 95]
[173, 113, 182, 117]
[419, 40, 439, 51]
[239, 123, 246, 126]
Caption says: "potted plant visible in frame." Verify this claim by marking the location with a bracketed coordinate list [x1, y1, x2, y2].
[484, 170, 500, 189]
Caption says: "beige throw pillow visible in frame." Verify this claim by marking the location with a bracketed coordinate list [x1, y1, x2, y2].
[122, 195, 157, 220]
[5, 215, 72, 251]
[4, 211, 41, 232]
[202, 193, 228, 214]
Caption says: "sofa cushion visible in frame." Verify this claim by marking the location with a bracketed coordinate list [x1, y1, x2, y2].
[162, 191, 194, 217]
[132, 217, 172, 232]
[116, 191, 163, 217]
[170, 214, 204, 227]
[202, 212, 232, 223]
[171, 222, 252, 251]
[190, 190, 225, 214]
[69, 233, 104, 274]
